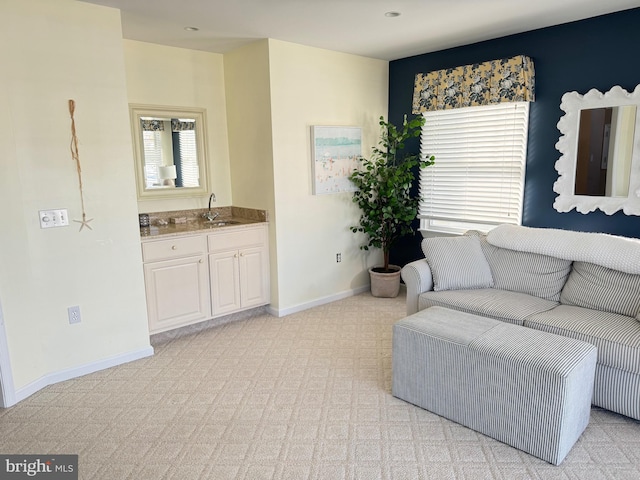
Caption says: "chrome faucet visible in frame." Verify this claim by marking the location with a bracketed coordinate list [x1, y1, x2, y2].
[202, 193, 220, 222]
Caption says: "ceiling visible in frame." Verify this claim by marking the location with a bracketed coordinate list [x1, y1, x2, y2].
[80, 0, 640, 61]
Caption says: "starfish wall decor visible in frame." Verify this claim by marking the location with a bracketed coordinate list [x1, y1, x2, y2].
[68, 99, 93, 231]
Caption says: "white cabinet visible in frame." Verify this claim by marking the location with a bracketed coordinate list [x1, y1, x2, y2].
[142, 235, 211, 334]
[208, 251, 240, 315]
[142, 223, 269, 334]
[208, 225, 270, 317]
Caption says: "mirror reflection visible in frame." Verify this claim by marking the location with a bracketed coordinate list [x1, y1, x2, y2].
[140, 116, 200, 189]
[575, 106, 636, 197]
[554, 84, 640, 216]
[130, 104, 209, 199]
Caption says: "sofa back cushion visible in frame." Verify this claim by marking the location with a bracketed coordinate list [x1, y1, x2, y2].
[487, 224, 640, 275]
[421, 235, 494, 291]
[479, 237, 572, 302]
[560, 262, 640, 317]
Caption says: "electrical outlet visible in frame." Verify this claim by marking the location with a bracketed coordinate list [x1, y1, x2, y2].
[336, 253, 342, 263]
[67, 305, 81, 324]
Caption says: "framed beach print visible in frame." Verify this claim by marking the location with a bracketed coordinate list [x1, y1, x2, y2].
[311, 125, 362, 195]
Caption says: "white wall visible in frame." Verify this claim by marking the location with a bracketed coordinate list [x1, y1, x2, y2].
[268, 40, 388, 313]
[224, 41, 276, 212]
[0, 0, 151, 397]
[0, 299, 13, 407]
[224, 40, 279, 305]
[123, 40, 232, 213]
[225, 39, 388, 314]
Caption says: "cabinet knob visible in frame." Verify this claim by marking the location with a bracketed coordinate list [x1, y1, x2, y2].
[199, 259, 204, 263]
[234, 253, 238, 258]
[240, 253, 244, 257]
[171, 245, 177, 250]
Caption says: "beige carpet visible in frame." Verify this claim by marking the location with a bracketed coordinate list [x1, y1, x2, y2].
[1, 292, 639, 479]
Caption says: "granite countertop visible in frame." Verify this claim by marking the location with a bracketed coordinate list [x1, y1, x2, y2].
[139, 206, 268, 240]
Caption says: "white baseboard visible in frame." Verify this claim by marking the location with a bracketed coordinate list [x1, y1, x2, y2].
[9, 346, 154, 407]
[267, 285, 370, 317]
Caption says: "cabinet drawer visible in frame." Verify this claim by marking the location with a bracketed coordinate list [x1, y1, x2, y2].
[208, 225, 266, 252]
[142, 235, 207, 262]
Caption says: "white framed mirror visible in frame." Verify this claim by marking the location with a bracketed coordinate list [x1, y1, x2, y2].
[130, 104, 209, 199]
[554, 85, 640, 215]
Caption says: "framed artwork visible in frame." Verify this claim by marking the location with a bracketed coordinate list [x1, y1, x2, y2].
[311, 125, 362, 195]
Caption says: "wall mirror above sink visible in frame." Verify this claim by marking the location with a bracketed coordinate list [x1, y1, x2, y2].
[554, 85, 640, 215]
[130, 104, 209, 199]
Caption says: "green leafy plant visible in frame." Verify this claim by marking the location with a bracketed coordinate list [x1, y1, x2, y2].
[350, 115, 434, 272]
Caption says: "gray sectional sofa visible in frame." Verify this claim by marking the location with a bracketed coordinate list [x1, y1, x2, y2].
[401, 224, 640, 421]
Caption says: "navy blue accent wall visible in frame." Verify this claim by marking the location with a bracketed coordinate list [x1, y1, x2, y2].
[389, 8, 640, 267]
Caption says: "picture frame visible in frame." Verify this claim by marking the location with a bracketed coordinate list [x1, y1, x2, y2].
[311, 125, 362, 195]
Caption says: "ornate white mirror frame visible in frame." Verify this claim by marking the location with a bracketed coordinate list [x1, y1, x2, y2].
[130, 104, 209, 200]
[554, 85, 640, 215]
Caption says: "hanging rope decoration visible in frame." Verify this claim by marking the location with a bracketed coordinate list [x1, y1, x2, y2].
[68, 99, 93, 231]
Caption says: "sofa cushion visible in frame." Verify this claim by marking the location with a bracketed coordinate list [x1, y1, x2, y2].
[478, 237, 572, 302]
[418, 289, 558, 326]
[560, 262, 640, 317]
[525, 305, 640, 375]
[421, 235, 493, 291]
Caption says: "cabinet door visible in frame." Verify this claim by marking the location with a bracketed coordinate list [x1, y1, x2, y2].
[239, 246, 269, 308]
[209, 251, 241, 317]
[144, 255, 211, 334]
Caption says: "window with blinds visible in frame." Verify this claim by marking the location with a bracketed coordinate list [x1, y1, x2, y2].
[419, 102, 530, 235]
[177, 130, 200, 188]
[142, 130, 163, 188]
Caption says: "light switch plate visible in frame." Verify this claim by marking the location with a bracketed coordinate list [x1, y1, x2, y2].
[39, 209, 69, 228]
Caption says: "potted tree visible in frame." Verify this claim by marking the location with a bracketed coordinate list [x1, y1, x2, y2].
[350, 115, 434, 297]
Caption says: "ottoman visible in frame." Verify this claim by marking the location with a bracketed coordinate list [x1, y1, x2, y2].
[392, 306, 597, 465]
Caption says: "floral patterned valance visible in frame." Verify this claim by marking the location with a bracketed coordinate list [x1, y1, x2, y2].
[412, 55, 535, 113]
[140, 119, 196, 131]
[141, 119, 165, 131]
[171, 119, 195, 131]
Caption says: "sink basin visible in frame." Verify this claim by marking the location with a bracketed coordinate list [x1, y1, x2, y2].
[208, 220, 241, 227]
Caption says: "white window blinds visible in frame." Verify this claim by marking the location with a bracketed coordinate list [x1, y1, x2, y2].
[178, 130, 200, 188]
[142, 130, 163, 188]
[419, 102, 529, 234]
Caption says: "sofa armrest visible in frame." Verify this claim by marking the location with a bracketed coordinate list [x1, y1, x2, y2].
[401, 260, 434, 316]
